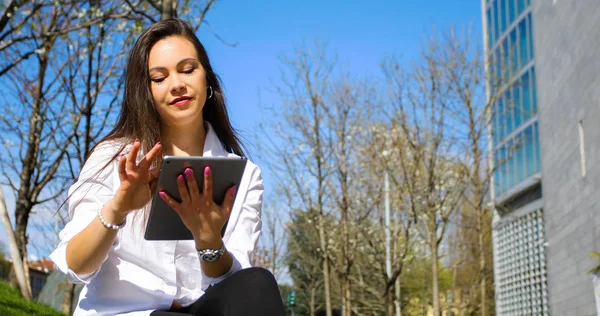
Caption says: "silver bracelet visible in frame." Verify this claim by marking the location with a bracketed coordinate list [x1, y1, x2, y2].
[97, 208, 126, 230]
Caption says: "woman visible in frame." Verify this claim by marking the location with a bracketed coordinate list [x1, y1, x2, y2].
[50, 19, 285, 316]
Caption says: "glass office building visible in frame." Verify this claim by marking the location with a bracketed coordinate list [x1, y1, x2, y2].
[483, 0, 548, 314]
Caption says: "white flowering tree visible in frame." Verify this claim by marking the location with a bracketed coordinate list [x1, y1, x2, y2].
[381, 40, 467, 315]
[323, 75, 377, 315]
[260, 40, 337, 316]
[354, 122, 417, 315]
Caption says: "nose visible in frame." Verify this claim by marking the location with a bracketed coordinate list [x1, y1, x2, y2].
[170, 75, 185, 93]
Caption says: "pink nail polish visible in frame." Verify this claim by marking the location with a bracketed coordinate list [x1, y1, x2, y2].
[185, 168, 193, 177]
[229, 185, 237, 197]
[159, 191, 166, 199]
[204, 166, 211, 176]
[177, 175, 184, 183]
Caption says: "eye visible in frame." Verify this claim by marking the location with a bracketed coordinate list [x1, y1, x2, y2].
[183, 67, 196, 74]
[151, 77, 165, 84]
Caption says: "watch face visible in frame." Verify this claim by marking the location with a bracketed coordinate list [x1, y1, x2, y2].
[198, 245, 225, 262]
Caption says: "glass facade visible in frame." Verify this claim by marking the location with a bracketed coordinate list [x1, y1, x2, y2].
[493, 122, 541, 195]
[485, 1, 548, 314]
[487, 0, 539, 196]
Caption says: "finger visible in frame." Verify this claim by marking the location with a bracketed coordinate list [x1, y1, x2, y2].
[177, 174, 191, 204]
[148, 167, 160, 182]
[138, 142, 162, 171]
[203, 166, 213, 204]
[159, 191, 182, 215]
[184, 168, 200, 203]
[118, 154, 127, 182]
[127, 140, 140, 172]
[220, 185, 237, 219]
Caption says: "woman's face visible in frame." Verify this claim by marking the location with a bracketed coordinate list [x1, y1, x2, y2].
[148, 35, 208, 129]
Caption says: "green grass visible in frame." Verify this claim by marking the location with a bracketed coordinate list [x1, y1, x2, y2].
[0, 281, 65, 316]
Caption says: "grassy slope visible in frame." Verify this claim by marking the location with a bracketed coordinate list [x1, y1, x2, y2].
[0, 281, 65, 316]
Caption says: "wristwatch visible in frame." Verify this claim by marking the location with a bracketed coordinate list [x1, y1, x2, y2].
[197, 243, 226, 263]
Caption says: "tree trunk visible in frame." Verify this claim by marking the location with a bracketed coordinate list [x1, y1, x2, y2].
[161, 0, 176, 20]
[0, 187, 32, 299]
[342, 276, 351, 316]
[318, 216, 333, 316]
[12, 45, 49, 298]
[395, 278, 402, 316]
[61, 281, 75, 315]
[338, 135, 352, 316]
[14, 199, 32, 294]
[478, 210, 487, 316]
[387, 289, 394, 316]
[310, 285, 316, 316]
[431, 230, 440, 316]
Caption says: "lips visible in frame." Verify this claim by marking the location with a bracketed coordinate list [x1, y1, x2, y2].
[169, 96, 192, 106]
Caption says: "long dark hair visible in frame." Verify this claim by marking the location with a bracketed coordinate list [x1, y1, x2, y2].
[62, 20, 246, 218]
[96, 18, 245, 164]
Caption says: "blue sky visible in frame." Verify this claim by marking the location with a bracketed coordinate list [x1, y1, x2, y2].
[194, 0, 483, 212]
[1, 1, 483, 259]
[198, 1, 482, 140]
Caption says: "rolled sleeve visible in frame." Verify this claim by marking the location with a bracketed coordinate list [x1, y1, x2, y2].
[49, 142, 120, 284]
[200, 164, 263, 290]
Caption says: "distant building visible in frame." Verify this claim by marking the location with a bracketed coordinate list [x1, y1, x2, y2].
[0, 256, 54, 299]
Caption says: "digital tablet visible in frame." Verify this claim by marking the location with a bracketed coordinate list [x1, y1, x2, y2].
[144, 156, 247, 240]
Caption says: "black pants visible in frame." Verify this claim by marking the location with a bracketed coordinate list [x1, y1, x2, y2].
[151, 267, 286, 316]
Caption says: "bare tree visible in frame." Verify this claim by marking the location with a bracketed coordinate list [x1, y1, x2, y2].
[0, 0, 225, 302]
[323, 75, 377, 315]
[382, 35, 466, 314]
[440, 26, 516, 315]
[0, 1, 132, 77]
[359, 121, 418, 316]
[261, 41, 337, 316]
[0, 0, 132, 298]
[122, 0, 230, 46]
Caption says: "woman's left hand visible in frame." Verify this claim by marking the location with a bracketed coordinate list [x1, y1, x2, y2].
[159, 166, 236, 247]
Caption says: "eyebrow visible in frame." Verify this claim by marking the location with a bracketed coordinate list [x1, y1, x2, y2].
[149, 58, 198, 72]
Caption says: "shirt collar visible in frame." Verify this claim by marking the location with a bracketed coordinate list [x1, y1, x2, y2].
[203, 121, 228, 157]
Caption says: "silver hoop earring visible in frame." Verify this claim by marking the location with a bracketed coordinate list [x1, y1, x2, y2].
[207, 86, 213, 99]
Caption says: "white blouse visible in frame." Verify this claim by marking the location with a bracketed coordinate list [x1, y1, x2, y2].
[50, 124, 263, 315]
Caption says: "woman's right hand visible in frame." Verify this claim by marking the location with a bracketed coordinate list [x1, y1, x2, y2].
[111, 140, 162, 216]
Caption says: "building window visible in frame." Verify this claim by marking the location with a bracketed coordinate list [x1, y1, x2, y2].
[517, 0, 527, 15]
[494, 122, 540, 195]
[508, 0, 516, 24]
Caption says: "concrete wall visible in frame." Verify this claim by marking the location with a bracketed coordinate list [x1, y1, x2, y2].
[532, 1, 600, 314]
